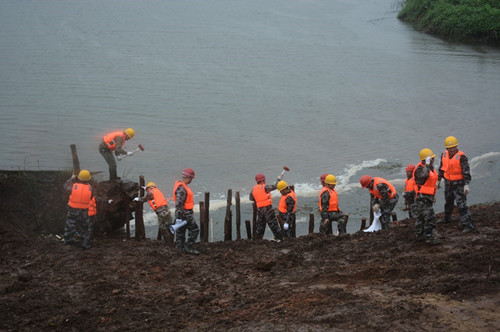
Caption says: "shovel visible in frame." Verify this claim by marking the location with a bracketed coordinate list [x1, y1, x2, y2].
[118, 144, 144, 160]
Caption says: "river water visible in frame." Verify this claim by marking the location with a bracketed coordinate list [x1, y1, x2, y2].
[1, 0, 499, 240]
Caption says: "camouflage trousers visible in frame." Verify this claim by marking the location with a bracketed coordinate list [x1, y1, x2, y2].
[411, 195, 436, 240]
[99, 143, 118, 180]
[320, 212, 346, 235]
[278, 212, 295, 238]
[443, 182, 474, 228]
[174, 209, 199, 250]
[378, 194, 399, 230]
[64, 207, 92, 249]
[156, 206, 174, 245]
[255, 206, 283, 240]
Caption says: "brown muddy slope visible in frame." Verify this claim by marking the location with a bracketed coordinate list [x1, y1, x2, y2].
[1, 200, 499, 331]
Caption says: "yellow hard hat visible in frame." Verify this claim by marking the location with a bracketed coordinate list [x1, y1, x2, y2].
[325, 174, 337, 185]
[444, 136, 458, 148]
[146, 182, 156, 188]
[125, 128, 135, 138]
[78, 170, 91, 181]
[419, 148, 435, 161]
[277, 180, 288, 191]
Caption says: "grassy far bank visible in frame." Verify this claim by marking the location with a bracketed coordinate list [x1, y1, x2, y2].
[398, 0, 500, 45]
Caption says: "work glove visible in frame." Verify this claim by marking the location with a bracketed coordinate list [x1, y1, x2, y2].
[108, 199, 113, 204]
[437, 180, 441, 189]
[425, 156, 431, 165]
[283, 223, 289, 230]
[464, 184, 470, 195]
[127, 151, 133, 156]
[372, 204, 380, 213]
[133, 197, 139, 202]
[116, 155, 122, 161]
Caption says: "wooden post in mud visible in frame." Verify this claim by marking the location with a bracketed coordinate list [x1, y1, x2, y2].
[344, 214, 349, 232]
[309, 213, 314, 234]
[135, 176, 146, 240]
[204, 192, 210, 241]
[69, 144, 80, 175]
[199, 201, 205, 242]
[252, 203, 257, 239]
[235, 192, 241, 240]
[224, 189, 232, 241]
[369, 197, 374, 226]
[245, 220, 252, 239]
[360, 217, 367, 231]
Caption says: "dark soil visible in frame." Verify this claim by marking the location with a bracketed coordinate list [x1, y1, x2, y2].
[1, 171, 499, 331]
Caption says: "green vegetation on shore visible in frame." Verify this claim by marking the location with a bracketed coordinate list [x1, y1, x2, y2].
[398, 0, 500, 45]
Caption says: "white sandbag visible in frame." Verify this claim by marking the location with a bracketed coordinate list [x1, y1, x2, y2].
[364, 211, 382, 232]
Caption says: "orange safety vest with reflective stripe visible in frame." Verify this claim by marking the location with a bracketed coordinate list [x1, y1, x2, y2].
[148, 187, 167, 211]
[369, 177, 397, 200]
[318, 187, 339, 212]
[173, 181, 194, 210]
[102, 131, 127, 151]
[413, 162, 438, 196]
[88, 197, 97, 216]
[252, 184, 273, 208]
[278, 190, 297, 213]
[441, 150, 465, 181]
[68, 183, 93, 209]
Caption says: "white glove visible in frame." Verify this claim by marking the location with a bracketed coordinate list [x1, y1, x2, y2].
[116, 155, 122, 161]
[127, 151, 133, 156]
[425, 156, 431, 165]
[133, 197, 139, 202]
[108, 199, 113, 204]
[464, 184, 470, 195]
[283, 223, 289, 230]
[372, 204, 380, 213]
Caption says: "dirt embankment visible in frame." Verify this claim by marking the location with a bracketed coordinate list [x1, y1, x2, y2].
[0, 171, 499, 331]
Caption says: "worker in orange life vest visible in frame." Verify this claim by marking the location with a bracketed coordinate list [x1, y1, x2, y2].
[98, 128, 135, 180]
[277, 181, 297, 239]
[437, 136, 475, 232]
[64, 170, 94, 250]
[412, 149, 439, 244]
[249, 173, 284, 242]
[319, 174, 346, 235]
[402, 164, 416, 218]
[172, 168, 200, 255]
[138, 182, 174, 245]
[360, 175, 399, 230]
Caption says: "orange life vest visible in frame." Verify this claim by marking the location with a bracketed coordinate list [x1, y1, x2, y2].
[441, 150, 465, 181]
[404, 177, 415, 193]
[318, 187, 339, 212]
[102, 131, 127, 151]
[148, 187, 167, 211]
[413, 162, 438, 196]
[278, 190, 297, 213]
[369, 177, 397, 200]
[88, 197, 97, 216]
[173, 180, 194, 210]
[252, 184, 273, 208]
[68, 183, 93, 209]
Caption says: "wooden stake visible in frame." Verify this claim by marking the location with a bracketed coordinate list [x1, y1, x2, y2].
[70, 144, 80, 175]
[309, 213, 315, 234]
[135, 175, 146, 240]
[224, 189, 232, 241]
[245, 220, 252, 240]
[235, 192, 241, 240]
[204, 192, 210, 242]
[199, 201, 205, 242]
[360, 217, 367, 231]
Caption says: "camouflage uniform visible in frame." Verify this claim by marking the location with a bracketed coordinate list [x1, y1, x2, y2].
[438, 151, 474, 230]
[141, 191, 174, 244]
[411, 163, 437, 241]
[372, 183, 399, 230]
[278, 194, 296, 238]
[174, 185, 199, 251]
[63, 178, 93, 250]
[319, 190, 345, 235]
[249, 182, 284, 241]
[99, 135, 127, 180]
